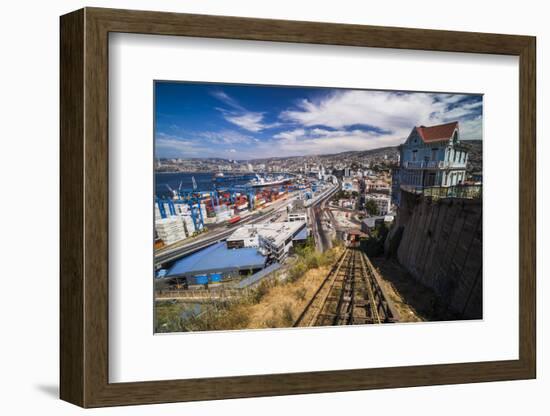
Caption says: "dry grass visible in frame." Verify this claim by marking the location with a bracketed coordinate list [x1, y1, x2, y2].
[245, 263, 336, 329]
[157, 243, 345, 332]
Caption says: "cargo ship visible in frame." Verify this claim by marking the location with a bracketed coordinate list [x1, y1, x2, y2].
[247, 174, 291, 187]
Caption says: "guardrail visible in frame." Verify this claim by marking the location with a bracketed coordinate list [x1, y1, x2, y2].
[155, 288, 243, 301]
[402, 184, 482, 200]
[403, 161, 467, 169]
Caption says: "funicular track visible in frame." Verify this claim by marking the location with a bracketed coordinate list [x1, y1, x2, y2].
[294, 248, 398, 327]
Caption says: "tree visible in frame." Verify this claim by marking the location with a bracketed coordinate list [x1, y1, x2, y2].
[364, 199, 379, 216]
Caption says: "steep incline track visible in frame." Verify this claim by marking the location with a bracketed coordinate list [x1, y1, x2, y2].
[294, 248, 398, 327]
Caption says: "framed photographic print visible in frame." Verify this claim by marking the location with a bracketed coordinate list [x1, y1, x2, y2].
[60, 7, 536, 408]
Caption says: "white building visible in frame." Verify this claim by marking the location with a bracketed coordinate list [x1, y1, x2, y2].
[288, 211, 307, 222]
[227, 225, 261, 248]
[341, 178, 360, 192]
[287, 201, 308, 222]
[226, 221, 306, 262]
[366, 178, 391, 194]
[365, 193, 391, 216]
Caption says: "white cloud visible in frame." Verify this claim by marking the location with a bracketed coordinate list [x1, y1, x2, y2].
[160, 89, 482, 159]
[437, 94, 469, 105]
[459, 115, 483, 141]
[210, 90, 245, 111]
[280, 90, 482, 141]
[439, 100, 483, 121]
[156, 132, 244, 158]
[212, 90, 281, 132]
[200, 130, 254, 144]
[270, 127, 401, 157]
[273, 128, 306, 141]
[269, 91, 483, 157]
[224, 112, 268, 132]
[155, 136, 203, 156]
[281, 91, 441, 132]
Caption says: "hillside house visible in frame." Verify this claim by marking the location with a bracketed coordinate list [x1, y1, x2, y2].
[392, 121, 469, 203]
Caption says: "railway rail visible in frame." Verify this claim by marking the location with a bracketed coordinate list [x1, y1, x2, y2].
[294, 248, 398, 327]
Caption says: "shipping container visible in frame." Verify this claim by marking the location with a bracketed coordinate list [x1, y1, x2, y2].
[191, 275, 208, 285]
[209, 273, 222, 283]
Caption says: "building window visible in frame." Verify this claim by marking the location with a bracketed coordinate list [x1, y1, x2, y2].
[412, 150, 417, 161]
[431, 148, 438, 161]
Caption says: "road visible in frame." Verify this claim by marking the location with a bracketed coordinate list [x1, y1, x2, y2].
[308, 184, 340, 253]
[156, 183, 338, 266]
[155, 196, 297, 267]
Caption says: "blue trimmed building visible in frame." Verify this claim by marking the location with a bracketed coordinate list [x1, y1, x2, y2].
[392, 121, 469, 204]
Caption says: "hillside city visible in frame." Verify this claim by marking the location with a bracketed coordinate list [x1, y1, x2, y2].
[153, 121, 483, 332]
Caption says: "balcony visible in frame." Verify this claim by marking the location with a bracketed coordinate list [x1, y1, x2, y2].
[403, 160, 466, 169]
[401, 184, 482, 200]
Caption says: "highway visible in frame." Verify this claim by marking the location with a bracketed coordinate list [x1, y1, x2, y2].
[156, 183, 339, 267]
[155, 196, 297, 267]
[308, 184, 340, 253]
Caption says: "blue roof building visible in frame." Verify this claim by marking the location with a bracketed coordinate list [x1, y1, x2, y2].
[166, 242, 266, 278]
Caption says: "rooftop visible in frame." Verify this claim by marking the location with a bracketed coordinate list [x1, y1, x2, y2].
[366, 193, 391, 200]
[260, 222, 305, 246]
[235, 262, 281, 289]
[292, 227, 309, 241]
[165, 242, 266, 278]
[228, 222, 305, 246]
[415, 121, 459, 143]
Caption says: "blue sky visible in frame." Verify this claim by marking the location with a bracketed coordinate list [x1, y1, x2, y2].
[155, 82, 482, 160]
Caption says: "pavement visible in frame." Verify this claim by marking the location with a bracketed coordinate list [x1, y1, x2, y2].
[308, 184, 339, 252]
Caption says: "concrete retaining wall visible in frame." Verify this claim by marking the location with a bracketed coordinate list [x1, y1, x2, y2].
[391, 190, 482, 319]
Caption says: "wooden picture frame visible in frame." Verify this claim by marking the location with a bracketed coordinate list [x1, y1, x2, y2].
[60, 7, 536, 408]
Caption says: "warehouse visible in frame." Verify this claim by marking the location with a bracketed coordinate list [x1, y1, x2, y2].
[164, 242, 266, 285]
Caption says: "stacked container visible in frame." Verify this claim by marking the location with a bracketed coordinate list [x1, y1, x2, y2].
[155, 216, 187, 245]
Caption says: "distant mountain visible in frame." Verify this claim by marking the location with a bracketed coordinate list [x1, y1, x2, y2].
[248, 145, 400, 163]
[159, 141, 481, 172]
[319, 146, 400, 159]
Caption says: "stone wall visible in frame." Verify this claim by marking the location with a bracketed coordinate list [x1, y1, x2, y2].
[389, 190, 482, 319]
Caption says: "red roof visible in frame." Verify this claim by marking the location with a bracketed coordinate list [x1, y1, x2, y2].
[415, 121, 458, 143]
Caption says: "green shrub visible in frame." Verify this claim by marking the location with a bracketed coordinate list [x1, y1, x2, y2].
[294, 287, 307, 301]
[251, 279, 273, 303]
[288, 261, 307, 282]
[281, 303, 294, 326]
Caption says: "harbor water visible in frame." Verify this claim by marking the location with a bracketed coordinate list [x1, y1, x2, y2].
[155, 172, 256, 198]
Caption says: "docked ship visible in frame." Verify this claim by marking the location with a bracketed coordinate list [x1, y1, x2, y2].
[247, 174, 291, 187]
[214, 172, 225, 178]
